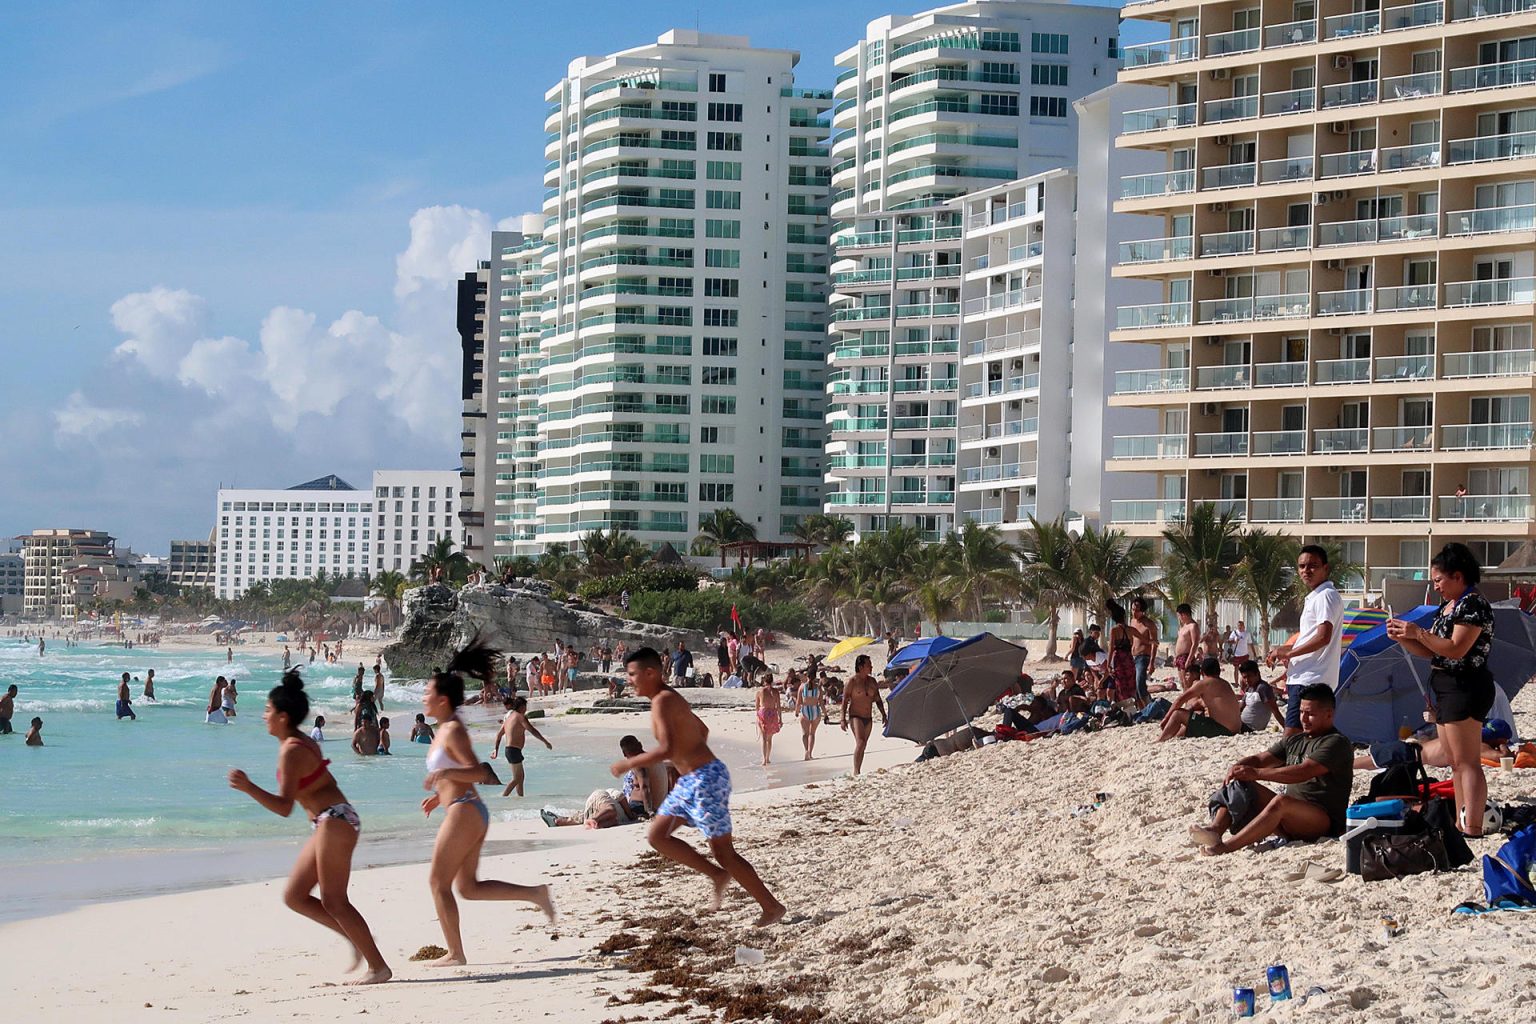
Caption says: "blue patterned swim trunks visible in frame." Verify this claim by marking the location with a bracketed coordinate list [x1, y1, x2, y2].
[657, 758, 733, 839]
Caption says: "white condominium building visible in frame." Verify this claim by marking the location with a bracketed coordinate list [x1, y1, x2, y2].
[536, 30, 832, 551]
[825, 0, 1128, 538]
[1111, 0, 1536, 586]
[214, 470, 458, 599]
[20, 529, 115, 619]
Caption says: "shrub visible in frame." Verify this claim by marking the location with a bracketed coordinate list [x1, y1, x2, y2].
[576, 566, 701, 601]
[983, 608, 1008, 623]
[627, 589, 820, 637]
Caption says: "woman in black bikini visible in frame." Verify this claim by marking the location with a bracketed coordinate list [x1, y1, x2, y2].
[228, 670, 392, 984]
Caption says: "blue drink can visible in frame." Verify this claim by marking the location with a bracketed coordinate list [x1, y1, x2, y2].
[1233, 987, 1255, 1017]
[1267, 964, 1292, 1001]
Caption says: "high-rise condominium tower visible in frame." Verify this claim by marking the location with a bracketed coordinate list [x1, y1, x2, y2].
[537, 30, 833, 552]
[1111, 0, 1536, 586]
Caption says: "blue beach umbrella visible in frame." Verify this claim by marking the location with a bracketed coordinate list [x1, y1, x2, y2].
[884, 632, 1027, 745]
[887, 634, 967, 669]
[1334, 602, 1536, 744]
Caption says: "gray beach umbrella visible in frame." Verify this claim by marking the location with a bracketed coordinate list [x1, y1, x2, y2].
[883, 632, 1027, 745]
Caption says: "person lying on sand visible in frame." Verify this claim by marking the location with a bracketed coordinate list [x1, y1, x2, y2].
[612, 647, 785, 926]
[1355, 717, 1514, 770]
[1158, 658, 1245, 740]
[1189, 684, 1353, 856]
[544, 735, 668, 828]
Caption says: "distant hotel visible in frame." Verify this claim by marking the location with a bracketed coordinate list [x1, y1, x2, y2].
[213, 469, 457, 599]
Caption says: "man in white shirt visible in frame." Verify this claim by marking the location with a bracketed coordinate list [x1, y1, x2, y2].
[1228, 622, 1251, 680]
[1267, 545, 1344, 737]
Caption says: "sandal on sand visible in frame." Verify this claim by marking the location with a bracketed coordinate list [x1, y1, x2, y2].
[1491, 895, 1536, 913]
[1453, 901, 1490, 916]
[1304, 863, 1345, 883]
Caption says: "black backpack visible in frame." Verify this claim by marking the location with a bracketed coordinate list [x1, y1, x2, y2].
[1367, 744, 1433, 803]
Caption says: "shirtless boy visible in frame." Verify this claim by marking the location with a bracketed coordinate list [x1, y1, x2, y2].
[612, 647, 785, 925]
[840, 654, 887, 776]
[493, 696, 552, 797]
[24, 717, 43, 746]
[1158, 657, 1245, 740]
[0, 684, 16, 734]
[1173, 604, 1200, 687]
[116, 672, 137, 720]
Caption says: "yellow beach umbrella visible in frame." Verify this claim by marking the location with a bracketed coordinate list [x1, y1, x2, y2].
[826, 636, 876, 663]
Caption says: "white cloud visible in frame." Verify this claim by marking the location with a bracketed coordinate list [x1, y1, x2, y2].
[54, 391, 144, 439]
[393, 204, 497, 300]
[177, 335, 258, 395]
[110, 286, 207, 377]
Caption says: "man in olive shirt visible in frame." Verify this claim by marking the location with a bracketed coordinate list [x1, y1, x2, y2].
[1189, 683, 1354, 856]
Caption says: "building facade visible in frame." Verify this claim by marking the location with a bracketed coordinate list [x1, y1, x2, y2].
[456, 258, 491, 560]
[0, 553, 24, 616]
[538, 30, 833, 551]
[490, 226, 553, 558]
[166, 538, 215, 592]
[1110, 0, 1536, 586]
[21, 529, 115, 619]
[370, 469, 461, 575]
[824, 0, 1128, 537]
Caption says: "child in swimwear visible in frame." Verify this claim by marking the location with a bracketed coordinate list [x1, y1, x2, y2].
[411, 713, 434, 744]
[754, 676, 782, 765]
[24, 716, 43, 746]
[493, 697, 552, 797]
[378, 717, 392, 754]
[310, 716, 326, 742]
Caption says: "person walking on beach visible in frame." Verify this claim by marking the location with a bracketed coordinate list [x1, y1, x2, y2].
[841, 654, 887, 775]
[227, 670, 392, 985]
[613, 647, 785, 925]
[671, 640, 693, 688]
[420, 638, 556, 966]
[492, 696, 552, 797]
[1173, 605, 1199, 687]
[143, 669, 156, 702]
[116, 672, 137, 721]
[1104, 601, 1137, 705]
[755, 676, 782, 765]
[796, 672, 825, 761]
[1387, 543, 1496, 836]
[1267, 545, 1343, 738]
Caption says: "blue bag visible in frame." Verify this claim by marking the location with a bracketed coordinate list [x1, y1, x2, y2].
[1482, 824, 1536, 905]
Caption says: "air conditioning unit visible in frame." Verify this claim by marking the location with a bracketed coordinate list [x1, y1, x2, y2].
[1329, 190, 1349, 202]
[986, 447, 1000, 458]
[1205, 468, 1221, 477]
[1314, 192, 1332, 205]
[990, 489, 1003, 498]
[1323, 259, 1344, 271]
[1208, 267, 1227, 277]
[1333, 55, 1353, 71]
[1209, 67, 1231, 81]
[1009, 400, 1022, 409]
[1331, 122, 1349, 135]
[1214, 135, 1232, 146]
[1209, 202, 1227, 212]
[1327, 465, 1344, 474]
[1200, 402, 1219, 416]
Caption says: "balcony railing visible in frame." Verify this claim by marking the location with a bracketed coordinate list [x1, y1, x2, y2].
[1382, 70, 1442, 101]
[1381, 140, 1442, 171]
[1314, 427, 1369, 453]
[1443, 349, 1535, 377]
[1450, 57, 1536, 94]
[1206, 26, 1261, 56]
[1445, 203, 1536, 235]
[1442, 422, 1534, 449]
[1321, 79, 1379, 109]
[961, 461, 1037, 484]
[1370, 566, 1428, 588]
[1315, 357, 1371, 383]
[1197, 292, 1310, 323]
[1265, 19, 1318, 47]
[1385, 0, 1445, 29]
[1111, 433, 1187, 459]
[963, 374, 1039, 399]
[1205, 95, 1260, 123]
[1255, 361, 1308, 387]
[1114, 367, 1189, 394]
[1439, 494, 1534, 521]
[1443, 276, 1536, 306]
[1376, 353, 1435, 379]
[1259, 156, 1314, 184]
[1121, 36, 1200, 68]
[1250, 498, 1305, 522]
[1110, 499, 1187, 524]
[1319, 148, 1378, 178]
[1196, 364, 1250, 389]
[1375, 284, 1437, 312]
[1447, 129, 1536, 165]
[1317, 288, 1374, 316]
[1120, 168, 1194, 199]
[1193, 431, 1249, 456]
[1203, 162, 1257, 189]
[1200, 228, 1255, 257]
[1324, 9, 1381, 39]
[1253, 430, 1307, 455]
[1317, 213, 1438, 246]
[965, 329, 1041, 357]
[1313, 497, 1368, 522]
[1123, 103, 1196, 134]
[1263, 87, 1316, 117]
[1121, 237, 1195, 264]
[1117, 301, 1191, 329]
[1373, 425, 1434, 451]
[1371, 496, 1431, 521]
[1257, 225, 1311, 251]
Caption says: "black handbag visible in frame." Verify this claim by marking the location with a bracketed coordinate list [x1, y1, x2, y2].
[1360, 829, 1452, 881]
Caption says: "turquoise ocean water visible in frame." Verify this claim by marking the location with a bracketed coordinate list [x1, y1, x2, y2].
[0, 638, 630, 919]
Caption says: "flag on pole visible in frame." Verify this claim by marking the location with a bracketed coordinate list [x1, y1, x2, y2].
[731, 604, 743, 633]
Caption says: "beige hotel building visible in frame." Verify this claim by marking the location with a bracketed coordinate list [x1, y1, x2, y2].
[1109, 0, 1536, 588]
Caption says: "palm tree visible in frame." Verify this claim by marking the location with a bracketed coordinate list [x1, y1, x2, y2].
[943, 520, 1017, 620]
[793, 512, 855, 549]
[371, 569, 408, 618]
[536, 543, 584, 590]
[1282, 541, 1365, 610]
[694, 508, 758, 568]
[1016, 515, 1085, 660]
[1072, 522, 1157, 619]
[580, 528, 649, 575]
[410, 536, 471, 584]
[1235, 529, 1299, 657]
[908, 544, 958, 636]
[1161, 502, 1244, 633]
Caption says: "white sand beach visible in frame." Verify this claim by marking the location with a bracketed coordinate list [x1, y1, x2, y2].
[5, 646, 1535, 1023]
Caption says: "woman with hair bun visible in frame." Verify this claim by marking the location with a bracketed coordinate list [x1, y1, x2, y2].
[421, 636, 555, 965]
[228, 670, 392, 984]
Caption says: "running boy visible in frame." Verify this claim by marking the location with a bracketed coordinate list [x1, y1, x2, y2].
[612, 647, 785, 925]
[493, 696, 552, 797]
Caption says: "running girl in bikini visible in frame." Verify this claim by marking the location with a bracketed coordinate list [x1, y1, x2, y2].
[421, 637, 555, 965]
[227, 671, 391, 985]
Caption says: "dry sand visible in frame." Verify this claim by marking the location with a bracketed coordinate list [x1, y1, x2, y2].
[6, 636, 1536, 1022]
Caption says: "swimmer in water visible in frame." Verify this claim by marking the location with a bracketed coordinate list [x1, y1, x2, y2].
[228, 671, 392, 985]
[25, 717, 43, 746]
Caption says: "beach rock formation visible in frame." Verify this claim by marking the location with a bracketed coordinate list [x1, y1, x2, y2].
[382, 581, 709, 678]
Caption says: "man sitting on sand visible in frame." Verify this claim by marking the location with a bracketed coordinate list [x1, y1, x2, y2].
[1158, 657, 1245, 740]
[610, 647, 785, 925]
[1189, 683, 1354, 856]
[544, 735, 669, 828]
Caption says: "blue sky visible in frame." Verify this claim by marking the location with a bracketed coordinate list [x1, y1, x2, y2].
[0, 0, 1137, 555]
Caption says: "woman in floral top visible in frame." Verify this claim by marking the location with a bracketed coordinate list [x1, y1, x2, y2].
[1387, 543, 1495, 835]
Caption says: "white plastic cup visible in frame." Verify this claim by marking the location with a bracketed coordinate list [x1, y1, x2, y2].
[734, 946, 765, 966]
